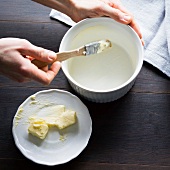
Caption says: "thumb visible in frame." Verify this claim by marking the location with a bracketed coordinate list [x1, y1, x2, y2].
[20, 43, 57, 63]
[102, 5, 132, 24]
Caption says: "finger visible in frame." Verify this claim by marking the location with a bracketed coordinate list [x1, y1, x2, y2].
[128, 19, 144, 46]
[129, 20, 143, 40]
[100, 4, 132, 24]
[18, 40, 57, 63]
[29, 61, 61, 85]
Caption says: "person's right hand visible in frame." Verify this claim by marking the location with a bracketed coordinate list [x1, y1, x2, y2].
[0, 38, 61, 85]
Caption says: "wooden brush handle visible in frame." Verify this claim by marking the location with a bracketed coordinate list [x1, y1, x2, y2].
[31, 47, 85, 68]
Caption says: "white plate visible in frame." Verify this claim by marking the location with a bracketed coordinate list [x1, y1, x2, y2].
[12, 89, 92, 166]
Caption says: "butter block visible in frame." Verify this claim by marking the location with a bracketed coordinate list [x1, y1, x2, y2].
[27, 105, 77, 140]
[28, 119, 49, 139]
[56, 109, 77, 129]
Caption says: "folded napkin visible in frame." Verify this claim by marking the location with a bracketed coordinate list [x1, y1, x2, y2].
[50, 0, 170, 77]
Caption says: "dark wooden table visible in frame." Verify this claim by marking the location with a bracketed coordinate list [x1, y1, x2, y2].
[0, 1, 170, 169]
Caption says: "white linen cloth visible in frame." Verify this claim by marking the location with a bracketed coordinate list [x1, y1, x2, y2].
[50, 0, 170, 77]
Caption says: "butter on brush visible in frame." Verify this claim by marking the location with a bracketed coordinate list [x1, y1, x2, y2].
[85, 39, 112, 55]
[31, 39, 112, 68]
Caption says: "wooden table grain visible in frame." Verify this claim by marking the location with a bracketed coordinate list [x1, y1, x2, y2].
[0, 0, 170, 169]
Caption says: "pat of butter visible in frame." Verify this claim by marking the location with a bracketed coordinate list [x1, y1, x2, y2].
[30, 109, 76, 129]
[56, 110, 76, 129]
[28, 119, 49, 139]
[28, 105, 77, 139]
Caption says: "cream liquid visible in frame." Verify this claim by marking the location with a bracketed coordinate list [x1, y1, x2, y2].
[67, 26, 134, 91]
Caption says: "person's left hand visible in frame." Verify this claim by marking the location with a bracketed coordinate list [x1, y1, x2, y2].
[68, 0, 143, 44]
[33, 0, 143, 45]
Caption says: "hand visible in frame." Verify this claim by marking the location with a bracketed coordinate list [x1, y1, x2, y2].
[70, 0, 142, 39]
[0, 38, 61, 85]
[33, 0, 143, 44]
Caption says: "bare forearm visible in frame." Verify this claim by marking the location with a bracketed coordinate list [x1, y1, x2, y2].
[32, 0, 72, 16]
